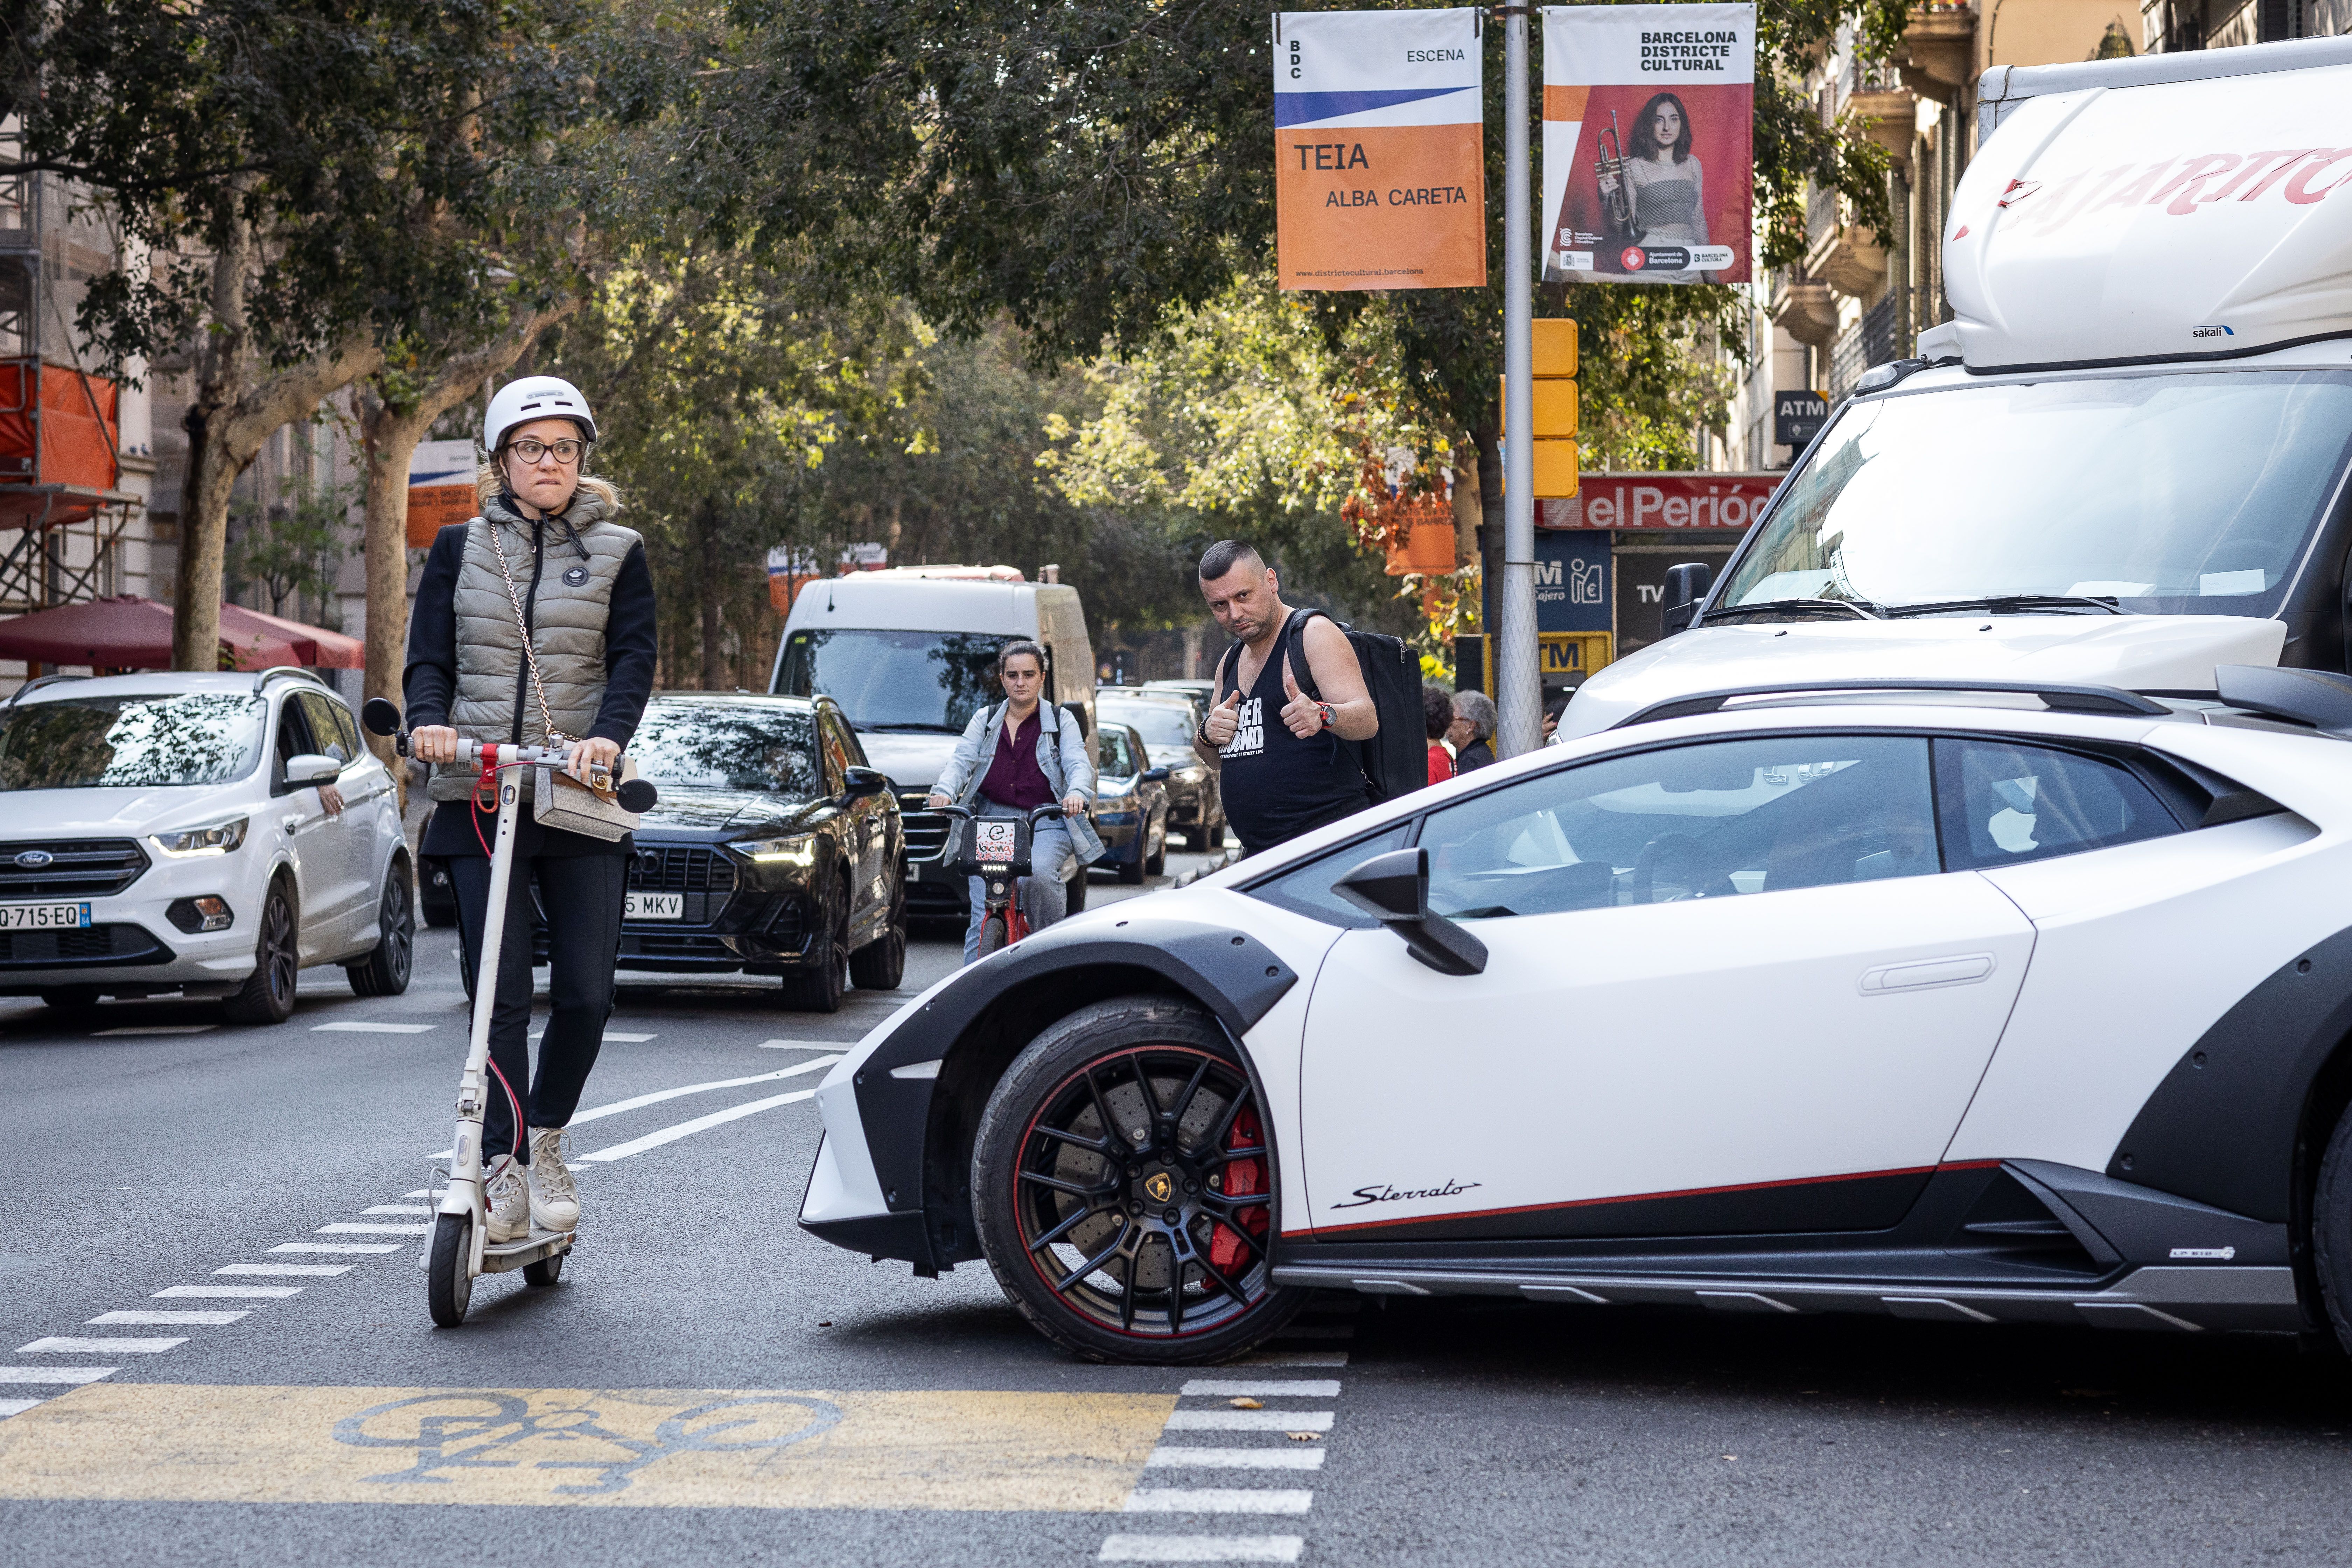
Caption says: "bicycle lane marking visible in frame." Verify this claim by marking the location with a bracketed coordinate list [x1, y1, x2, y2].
[0, 1385, 1176, 1510]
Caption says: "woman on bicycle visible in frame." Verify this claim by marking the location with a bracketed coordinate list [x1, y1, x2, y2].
[926, 640, 1101, 963]
[401, 375, 657, 1243]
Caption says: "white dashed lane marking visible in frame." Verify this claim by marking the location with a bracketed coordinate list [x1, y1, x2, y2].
[1163, 1409, 1333, 1433]
[155, 1286, 301, 1298]
[316, 1223, 430, 1234]
[1179, 1381, 1340, 1398]
[575, 1088, 817, 1164]
[0, 1368, 117, 1384]
[1146, 1449, 1324, 1471]
[1098, 1536, 1303, 1563]
[1124, 1490, 1314, 1515]
[216, 1263, 350, 1276]
[86, 1311, 246, 1326]
[566, 1055, 840, 1128]
[363, 1205, 432, 1215]
[312, 1022, 435, 1034]
[19, 1338, 186, 1354]
[269, 1243, 401, 1255]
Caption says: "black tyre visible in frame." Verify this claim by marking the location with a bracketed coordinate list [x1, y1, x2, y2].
[345, 861, 415, 997]
[419, 857, 459, 929]
[523, 1250, 565, 1288]
[976, 911, 1011, 959]
[427, 1212, 474, 1327]
[2310, 1097, 2352, 1352]
[970, 996, 1304, 1363]
[783, 890, 848, 1012]
[40, 986, 102, 1012]
[222, 881, 299, 1026]
[1145, 814, 1168, 878]
[1116, 843, 1146, 885]
[849, 876, 908, 991]
[1064, 864, 1088, 915]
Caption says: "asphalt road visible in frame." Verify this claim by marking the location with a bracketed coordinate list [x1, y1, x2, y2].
[7, 844, 2352, 1567]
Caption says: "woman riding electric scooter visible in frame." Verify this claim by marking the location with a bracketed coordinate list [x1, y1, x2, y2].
[402, 375, 657, 1246]
[926, 640, 1102, 964]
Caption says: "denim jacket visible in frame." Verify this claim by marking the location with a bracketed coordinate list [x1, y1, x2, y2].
[934, 701, 1104, 864]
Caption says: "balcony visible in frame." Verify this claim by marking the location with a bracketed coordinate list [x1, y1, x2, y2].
[1804, 187, 1889, 300]
[1898, 4, 1976, 99]
[1848, 87, 1918, 173]
[1770, 270, 1840, 348]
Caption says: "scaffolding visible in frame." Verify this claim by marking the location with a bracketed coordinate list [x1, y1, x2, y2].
[0, 119, 141, 616]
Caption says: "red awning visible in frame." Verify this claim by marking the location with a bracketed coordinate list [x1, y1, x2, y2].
[0, 595, 359, 672]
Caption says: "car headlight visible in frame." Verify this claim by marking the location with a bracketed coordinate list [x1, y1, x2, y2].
[151, 817, 249, 858]
[737, 835, 817, 866]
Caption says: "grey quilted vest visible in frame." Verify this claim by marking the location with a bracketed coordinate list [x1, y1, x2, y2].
[427, 490, 644, 803]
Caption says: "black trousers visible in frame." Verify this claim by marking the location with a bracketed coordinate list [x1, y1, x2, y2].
[449, 852, 626, 1166]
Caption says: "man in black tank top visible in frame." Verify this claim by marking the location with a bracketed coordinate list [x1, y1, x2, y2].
[1192, 540, 1380, 855]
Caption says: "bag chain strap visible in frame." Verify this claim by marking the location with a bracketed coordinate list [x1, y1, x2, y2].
[484, 517, 574, 750]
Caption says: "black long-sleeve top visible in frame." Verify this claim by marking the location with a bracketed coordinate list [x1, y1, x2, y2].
[403, 516, 658, 857]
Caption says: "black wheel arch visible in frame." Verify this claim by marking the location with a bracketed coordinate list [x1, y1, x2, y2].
[2105, 922, 2352, 1329]
[840, 916, 1299, 1275]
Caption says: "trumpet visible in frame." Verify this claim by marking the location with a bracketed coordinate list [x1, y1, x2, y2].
[1592, 110, 1636, 235]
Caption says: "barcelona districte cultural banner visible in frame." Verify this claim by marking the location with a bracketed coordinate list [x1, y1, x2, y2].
[1541, 4, 1754, 285]
[1274, 8, 1487, 291]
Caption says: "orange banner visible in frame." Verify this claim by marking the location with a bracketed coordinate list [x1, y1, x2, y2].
[1276, 124, 1487, 290]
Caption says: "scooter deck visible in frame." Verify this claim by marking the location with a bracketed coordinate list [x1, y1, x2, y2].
[480, 1227, 574, 1274]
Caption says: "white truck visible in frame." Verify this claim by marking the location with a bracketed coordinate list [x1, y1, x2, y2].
[1563, 33, 2352, 738]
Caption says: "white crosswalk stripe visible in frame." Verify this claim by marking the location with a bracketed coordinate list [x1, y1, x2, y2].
[1098, 1536, 1303, 1563]
[86, 1311, 246, 1325]
[155, 1286, 302, 1298]
[18, 1337, 185, 1354]
[1178, 1380, 1339, 1398]
[0, 1367, 117, 1383]
[1123, 1490, 1313, 1514]
[269, 1242, 401, 1254]
[216, 1262, 351, 1276]
[1145, 1448, 1325, 1471]
[315, 1223, 430, 1234]
[1164, 1409, 1333, 1432]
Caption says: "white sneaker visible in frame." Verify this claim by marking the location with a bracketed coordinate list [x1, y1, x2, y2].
[528, 1127, 579, 1232]
[485, 1157, 530, 1242]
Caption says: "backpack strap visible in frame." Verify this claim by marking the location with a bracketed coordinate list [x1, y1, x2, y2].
[1283, 607, 1330, 702]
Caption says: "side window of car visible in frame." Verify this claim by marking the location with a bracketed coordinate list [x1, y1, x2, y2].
[1101, 729, 1135, 777]
[296, 693, 355, 767]
[1419, 735, 1938, 919]
[1933, 738, 2181, 872]
[1246, 824, 1415, 929]
[271, 700, 316, 793]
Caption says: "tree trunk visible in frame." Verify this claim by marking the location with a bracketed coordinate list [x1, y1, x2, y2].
[699, 497, 724, 691]
[356, 297, 583, 781]
[171, 205, 382, 670]
[1472, 424, 1503, 647]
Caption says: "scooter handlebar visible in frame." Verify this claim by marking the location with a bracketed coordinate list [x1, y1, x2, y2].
[356, 696, 651, 806]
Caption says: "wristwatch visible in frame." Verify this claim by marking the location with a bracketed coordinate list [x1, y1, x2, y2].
[1316, 702, 1336, 732]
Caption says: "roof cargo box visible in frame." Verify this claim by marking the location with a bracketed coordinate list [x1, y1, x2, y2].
[1948, 36, 2352, 372]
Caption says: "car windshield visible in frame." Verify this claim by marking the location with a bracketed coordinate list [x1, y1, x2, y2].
[0, 693, 269, 790]
[1719, 371, 2352, 620]
[628, 703, 820, 798]
[775, 630, 1007, 733]
[1100, 700, 1195, 752]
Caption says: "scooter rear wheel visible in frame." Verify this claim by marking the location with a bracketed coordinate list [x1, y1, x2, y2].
[523, 1251, 565, 1287]
[427, 1212, 474, 1326]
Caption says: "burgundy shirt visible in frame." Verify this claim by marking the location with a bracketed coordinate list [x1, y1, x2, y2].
[979, 707, 1053, 810]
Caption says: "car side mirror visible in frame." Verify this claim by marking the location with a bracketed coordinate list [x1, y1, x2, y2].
[1142, 766, 1171, 782]
[844, 765, 890, 798]
[286, 752, 342, 786]
[1332, 846, 1488, 976]
[1661, 562, 1712, 637]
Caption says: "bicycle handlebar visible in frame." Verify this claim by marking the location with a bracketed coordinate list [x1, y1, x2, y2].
[930, 802, 1067, 826]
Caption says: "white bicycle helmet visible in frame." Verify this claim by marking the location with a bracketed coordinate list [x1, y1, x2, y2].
[482, 376, 597, 452]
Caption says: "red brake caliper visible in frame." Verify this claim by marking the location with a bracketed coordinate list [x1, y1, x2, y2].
[1210, 1104, 1268, 1274]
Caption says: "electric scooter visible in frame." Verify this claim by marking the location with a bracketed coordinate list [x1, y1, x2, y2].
[938, 802, 1066, 958]
[361, 697, 657, 1327]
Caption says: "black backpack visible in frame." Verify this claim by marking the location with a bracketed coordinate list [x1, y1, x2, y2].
[1216, 607, 1425, 805]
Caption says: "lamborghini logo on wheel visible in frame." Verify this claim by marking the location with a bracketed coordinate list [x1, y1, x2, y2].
[1144, 1171, 1174, 1204]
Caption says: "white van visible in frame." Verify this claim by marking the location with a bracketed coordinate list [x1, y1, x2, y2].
[769, 567, 1097, 916]
[1563, 34, 2352, 740]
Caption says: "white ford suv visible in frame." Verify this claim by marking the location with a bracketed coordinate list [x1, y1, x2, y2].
[0, 668, 412, 1023]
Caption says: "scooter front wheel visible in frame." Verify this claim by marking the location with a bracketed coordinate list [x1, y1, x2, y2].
[427, 1212, 474, 1326]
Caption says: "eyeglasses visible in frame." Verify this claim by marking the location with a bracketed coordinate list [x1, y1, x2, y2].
[507, 437, 586, 465]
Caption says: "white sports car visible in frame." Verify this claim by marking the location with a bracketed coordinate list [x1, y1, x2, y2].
[802, 668, 2352, 1364]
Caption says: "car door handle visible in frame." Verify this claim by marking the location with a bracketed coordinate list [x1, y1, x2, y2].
[1859, 953, 1995, 995]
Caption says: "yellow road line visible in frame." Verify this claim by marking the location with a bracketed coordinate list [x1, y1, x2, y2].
[0, 1385, 1176, 1511]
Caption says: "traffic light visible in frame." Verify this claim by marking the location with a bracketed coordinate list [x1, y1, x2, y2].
[1501, 319, 1578, 497]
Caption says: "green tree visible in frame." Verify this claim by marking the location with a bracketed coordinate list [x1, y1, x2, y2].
[228, 474, 355, 623]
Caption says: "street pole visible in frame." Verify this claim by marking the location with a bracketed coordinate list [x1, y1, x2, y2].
[1497, 5, 1541, 759]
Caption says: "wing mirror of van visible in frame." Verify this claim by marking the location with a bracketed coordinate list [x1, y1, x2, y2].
[1332, 846, 1488, 976]
[1661, 562, 1713, 637]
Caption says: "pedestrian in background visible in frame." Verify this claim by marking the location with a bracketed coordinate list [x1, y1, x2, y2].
[1450, 689, 1498, 772]
[1423, 684, 1455, 786]
[1194, 540, 1379, 855]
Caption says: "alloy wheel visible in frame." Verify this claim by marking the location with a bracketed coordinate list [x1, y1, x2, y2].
[1012, 1045, 1273, 1339]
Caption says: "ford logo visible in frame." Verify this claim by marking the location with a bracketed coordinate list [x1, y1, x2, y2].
[13, 850, 52, 869]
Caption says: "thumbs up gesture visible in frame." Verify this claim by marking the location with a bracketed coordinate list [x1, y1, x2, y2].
[1203, 687, 1244, 748]
[1280, 660, 1330, 739]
